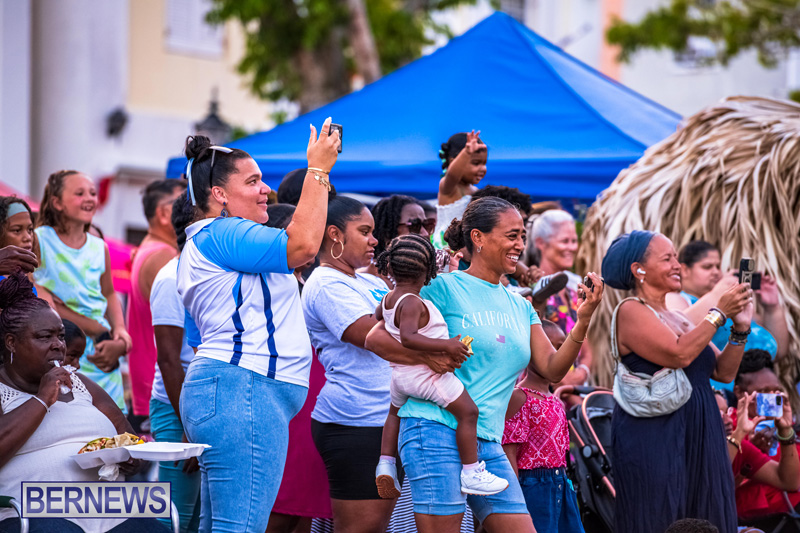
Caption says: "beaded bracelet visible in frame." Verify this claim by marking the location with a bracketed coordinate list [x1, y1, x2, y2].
[726, 435, 741, 452]
[730, 327, 752, 344]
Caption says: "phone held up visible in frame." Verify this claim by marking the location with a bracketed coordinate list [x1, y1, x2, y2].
[329, 123, 343, 153]
[579, 275, 594, 300]
[756, 392, 784, 419]
[738, 257, 762, 290]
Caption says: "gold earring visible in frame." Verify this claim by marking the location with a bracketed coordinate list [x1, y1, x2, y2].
[331, 240, 344, 260]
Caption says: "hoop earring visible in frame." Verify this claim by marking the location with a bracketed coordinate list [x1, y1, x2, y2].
[220, 202, 229, 218]
[9, 352, 13, 364]
[331, 240, 344, 260]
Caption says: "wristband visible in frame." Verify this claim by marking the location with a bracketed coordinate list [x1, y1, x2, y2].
[31, 395, 49, 413]
[576, 364, 591, 376]
[778, 428, 797, 444]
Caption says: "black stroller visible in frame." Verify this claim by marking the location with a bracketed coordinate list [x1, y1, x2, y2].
[556, 385, 616, 533]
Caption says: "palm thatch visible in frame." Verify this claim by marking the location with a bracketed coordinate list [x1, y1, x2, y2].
[576, 96, 800, 390]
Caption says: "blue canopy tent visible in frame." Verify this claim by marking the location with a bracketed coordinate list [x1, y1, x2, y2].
[167, 12, 681, 200]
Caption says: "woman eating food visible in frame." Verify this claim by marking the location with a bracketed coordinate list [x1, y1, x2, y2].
[0, 272, 167, 533]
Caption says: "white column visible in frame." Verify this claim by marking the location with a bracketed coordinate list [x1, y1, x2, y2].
[0, 0, 33, 195]
[30, 0, 128, 198]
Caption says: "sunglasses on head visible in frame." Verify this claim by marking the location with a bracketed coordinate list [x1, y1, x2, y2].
[399, 218, 436, 234]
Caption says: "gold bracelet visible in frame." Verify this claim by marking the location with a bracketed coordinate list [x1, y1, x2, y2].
[726, 435, 741, 452]
[568, 331, 585, 344]
[307, 170, 331, 192]
[307, 167, 330, 175]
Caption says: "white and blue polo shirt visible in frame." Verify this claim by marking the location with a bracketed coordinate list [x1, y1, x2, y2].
[177, 217, 312, 387]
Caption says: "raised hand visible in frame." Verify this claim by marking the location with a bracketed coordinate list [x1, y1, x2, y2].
[716, 282, 752, 319]
[307, 117, 341, 172]
[575, 272, 604, 322]
[464, 130, 482, 154]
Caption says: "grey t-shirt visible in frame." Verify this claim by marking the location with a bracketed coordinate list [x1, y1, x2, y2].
[302, 267, 390, 426]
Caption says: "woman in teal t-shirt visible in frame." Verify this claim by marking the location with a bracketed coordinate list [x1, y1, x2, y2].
[367, 197, 604, 533]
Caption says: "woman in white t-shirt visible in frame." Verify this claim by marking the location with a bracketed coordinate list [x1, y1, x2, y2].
[303, 196, 450, 532]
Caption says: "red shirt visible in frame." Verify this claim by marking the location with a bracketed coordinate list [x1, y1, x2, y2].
[502, 387, 569, 469]
[731, 416, 800, 518]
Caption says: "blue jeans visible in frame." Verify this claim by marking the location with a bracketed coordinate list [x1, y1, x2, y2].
[150, 397, 202, 533]
[519, 468, 585, 533]
[398, 417, 528, 522]
[180, 357, 307, 533]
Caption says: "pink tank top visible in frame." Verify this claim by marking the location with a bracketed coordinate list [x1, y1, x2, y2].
[502, 387, 569, 469]
[127, 240, 175, 416]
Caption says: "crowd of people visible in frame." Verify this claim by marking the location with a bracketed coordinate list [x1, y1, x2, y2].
[0, 118, 796, 533]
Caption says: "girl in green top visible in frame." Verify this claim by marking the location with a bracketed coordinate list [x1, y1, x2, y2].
[33, 170, 130, 410]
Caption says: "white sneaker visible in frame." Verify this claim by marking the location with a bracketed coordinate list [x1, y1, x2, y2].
[460, 461, 509, 495]
[375, 461, 401, 499]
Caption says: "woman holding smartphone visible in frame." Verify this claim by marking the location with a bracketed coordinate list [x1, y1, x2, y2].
[603, 231, 752, 533]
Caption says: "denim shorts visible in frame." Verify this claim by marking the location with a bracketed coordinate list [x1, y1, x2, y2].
[398, 417, 528, 522]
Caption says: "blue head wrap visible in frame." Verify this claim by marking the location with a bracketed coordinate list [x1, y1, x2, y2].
[601, 230, 657, 290]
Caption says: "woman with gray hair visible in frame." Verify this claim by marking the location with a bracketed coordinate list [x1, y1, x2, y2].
[531, 209, 592, 385]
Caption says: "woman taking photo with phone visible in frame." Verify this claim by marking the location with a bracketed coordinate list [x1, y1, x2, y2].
[603, 231, 753, 533]
[176, 119, 340, 532]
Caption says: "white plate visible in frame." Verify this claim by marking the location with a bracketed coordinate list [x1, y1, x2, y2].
[70, 442, 210, 469]
[126, 442, 210, 461]
[70, 447, 130, 469]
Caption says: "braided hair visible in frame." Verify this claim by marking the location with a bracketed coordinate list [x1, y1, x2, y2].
[0, 271, 53, 363]
[371, 195, 419, 255]
[375, 234, 437, 286]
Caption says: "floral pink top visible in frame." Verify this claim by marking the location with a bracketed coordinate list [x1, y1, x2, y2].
[502, 387, 569, 469]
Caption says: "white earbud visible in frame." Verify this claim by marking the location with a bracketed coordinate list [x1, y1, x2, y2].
[637, 268, 646, 275]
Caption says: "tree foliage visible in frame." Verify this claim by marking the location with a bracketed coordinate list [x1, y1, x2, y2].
[606, 0, 800, 68]
[208, 0, 475, 111]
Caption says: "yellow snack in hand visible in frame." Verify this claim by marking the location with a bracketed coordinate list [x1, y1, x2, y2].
[461, 335, 474, 355]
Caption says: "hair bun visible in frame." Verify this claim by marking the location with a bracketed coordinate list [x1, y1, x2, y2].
[443, 218, 466, 251]
[184, 135, 213, 160]
[0, 271, 36, 310]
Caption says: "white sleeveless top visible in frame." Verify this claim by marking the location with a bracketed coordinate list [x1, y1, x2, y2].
[433, 195, 472, 249]
[382, 293, 450, 368]
[0, 374, 124, 532]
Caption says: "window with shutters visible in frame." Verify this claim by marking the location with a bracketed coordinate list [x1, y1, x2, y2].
[165, 0, 223, 57]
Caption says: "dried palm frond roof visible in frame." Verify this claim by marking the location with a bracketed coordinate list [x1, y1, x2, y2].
[576, 96, 800, 388]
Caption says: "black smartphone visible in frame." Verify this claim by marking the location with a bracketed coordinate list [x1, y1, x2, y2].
[751, 272, 762, 291]
[579, 275, 594, 300]
[329, 123, 343, 153]
[739, 258, 755, 286]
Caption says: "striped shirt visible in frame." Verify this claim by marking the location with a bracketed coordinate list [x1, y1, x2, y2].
[177, 217, 312, 387]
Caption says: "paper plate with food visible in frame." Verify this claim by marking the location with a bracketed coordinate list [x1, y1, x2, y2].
[70, 433, 209, 469]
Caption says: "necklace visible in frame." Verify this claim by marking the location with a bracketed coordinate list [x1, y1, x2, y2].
[320, 262, 356, 278]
